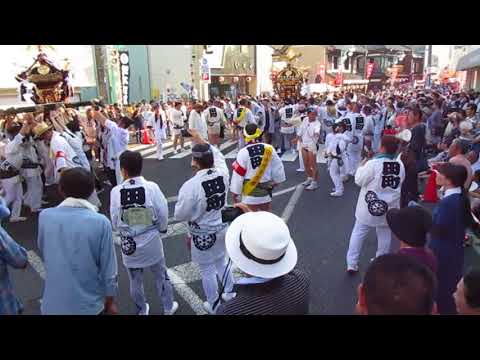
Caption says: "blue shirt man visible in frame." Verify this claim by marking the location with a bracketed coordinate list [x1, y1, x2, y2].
[37, 168, 118, 315]
[0, 198, 28, 315]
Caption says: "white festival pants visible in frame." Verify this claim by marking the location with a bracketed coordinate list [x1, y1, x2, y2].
[198, 256, 235, 307]
[156, 139, 164, 160]
[347, 148, 362, 176]
[24, 175, 43, 210]
[126, 257, 174, 314]
[346, 220, 392, 270]
[2, 177, 23, 219]
[297, 141, 305, 170]
[329, 158, 344, 194]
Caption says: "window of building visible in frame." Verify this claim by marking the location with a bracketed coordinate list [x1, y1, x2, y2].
[333, 56, 338, 70]
[344, 57, 349, 70]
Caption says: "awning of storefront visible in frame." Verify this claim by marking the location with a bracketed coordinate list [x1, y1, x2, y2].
[456, 48, 480, 71]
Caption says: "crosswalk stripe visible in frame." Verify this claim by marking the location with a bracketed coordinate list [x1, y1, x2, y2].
[281, 151, 299, 162]
[224, 148, 239, 159]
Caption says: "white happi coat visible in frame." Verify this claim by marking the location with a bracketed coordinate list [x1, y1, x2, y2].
[325, 132, 349, 163]
[110, 176, 168, 269]
[298, 117, 321, 153]
[278, 104, 297, 135]
[203, 106, 224, 135]
[233, 106, 255, 128]
[20, 136, 42, 178]
[188, 111, 208, 140]
[153, 110, 167, 140]
[354, 155, 405, 227]
[174, 145, 229, 264]
[343, 113, 365, 152]
[230, 142, 286, 205]
[49, 131, 83, 183]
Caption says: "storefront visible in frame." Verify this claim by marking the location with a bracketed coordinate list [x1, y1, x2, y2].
[209, 45, 256, 99]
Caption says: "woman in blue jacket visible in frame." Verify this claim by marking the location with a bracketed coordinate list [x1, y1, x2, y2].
[429, 164, 476, 314]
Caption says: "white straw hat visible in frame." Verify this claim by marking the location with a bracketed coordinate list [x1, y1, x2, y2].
[225, 212, 297, 279]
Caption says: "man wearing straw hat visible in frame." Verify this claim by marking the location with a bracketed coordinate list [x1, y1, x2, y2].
[216, 211, 309, 315]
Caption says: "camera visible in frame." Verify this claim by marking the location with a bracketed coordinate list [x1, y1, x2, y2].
[221, 206, 244, 223]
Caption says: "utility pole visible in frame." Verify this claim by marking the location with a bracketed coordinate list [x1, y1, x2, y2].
[426, 45, 433, 88]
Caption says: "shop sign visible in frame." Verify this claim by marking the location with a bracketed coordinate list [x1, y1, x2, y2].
[119, 50, 130, 105]
[366, 62, 374, 79]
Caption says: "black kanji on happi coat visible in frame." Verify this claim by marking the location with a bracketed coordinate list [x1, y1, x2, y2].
[201, 176, 226, 211]
[247, 144, 265, 169]
[381, 162, 401, 189]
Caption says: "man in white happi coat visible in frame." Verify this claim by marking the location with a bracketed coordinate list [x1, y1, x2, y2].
[153, 104, 167, 160]
[188, 103, 208, 146]
[1, 120, 32, 222]
[93, 110, 130, 186]
[174, 129, 235, 315]
[230, 124, 286, 212]
[20, 134, 43, 213]
[110, 150, 178, 316]
[343, 102, 366, 177]
[325, 119, 349, 197]
[278, 98, 298, 154]
[233, 98, 256, 150]
[345, 135, 405, 274]
[33, 118, 101, 207]
[170, 102, 187, 153]
[203, 100, 225, 148]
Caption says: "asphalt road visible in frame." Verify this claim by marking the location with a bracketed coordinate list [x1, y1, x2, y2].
[5, 138, 480, 315]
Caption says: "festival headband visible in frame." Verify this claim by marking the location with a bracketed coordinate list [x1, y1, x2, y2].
[243, 127, 262, 142]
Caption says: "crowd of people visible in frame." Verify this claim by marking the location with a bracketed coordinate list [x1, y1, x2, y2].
[1, 83, 480, 315]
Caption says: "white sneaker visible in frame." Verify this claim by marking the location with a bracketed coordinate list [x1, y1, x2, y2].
[164, 301, 179, 315]
[302, 178, 313, 186]
[296, 168, 305, 172]
[10, 217, 27, 223]
[330, 191, 343, 197]
[202, 301, 218, 315]
[138, 303, 150, 315]
[306, 181, 319, 191]
[221, 292, 237, 302]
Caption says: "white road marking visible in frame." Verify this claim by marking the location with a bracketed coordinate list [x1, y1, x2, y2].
[219, 139, 237, 151]
[171, 261, 246, 284]
[281, 151, 299, 162]
[27, 250, 45, 280]
[281, 184, 304, 223]
[272, 185, 297, 197]
[167, 269, 207, 315]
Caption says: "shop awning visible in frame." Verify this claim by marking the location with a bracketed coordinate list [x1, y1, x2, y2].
[456, 48, 480, 71]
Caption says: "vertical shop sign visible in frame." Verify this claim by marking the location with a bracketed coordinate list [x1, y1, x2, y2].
[119, 50, 130, 105]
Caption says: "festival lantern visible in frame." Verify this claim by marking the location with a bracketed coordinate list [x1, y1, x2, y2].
[233, 76, 239, 82]
[246, 76, 252, 82]
[219, 76, 225, 82]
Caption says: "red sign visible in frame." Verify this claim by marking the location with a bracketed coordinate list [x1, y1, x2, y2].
[366, 62, 374, 79]
[316, 64, 326, 83]
[335, 71, 343, 85]
[202, 73, 209, 81]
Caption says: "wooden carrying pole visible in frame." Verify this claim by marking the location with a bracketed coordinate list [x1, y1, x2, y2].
[0, 100, 99, 117]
